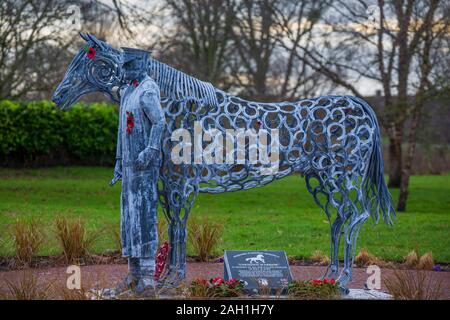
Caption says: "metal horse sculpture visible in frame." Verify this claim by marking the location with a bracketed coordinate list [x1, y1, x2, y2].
[53, 34, 395, 290]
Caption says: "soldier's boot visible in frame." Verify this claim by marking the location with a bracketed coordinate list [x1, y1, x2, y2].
[135, 258, 156, 297]
[115, 257, 140, 294]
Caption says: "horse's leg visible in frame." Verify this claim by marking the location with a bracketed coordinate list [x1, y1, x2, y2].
[160, 179, 198, 288]
[338, 209, 369, 289]
[174, 180, 198, 283]
[305, 174, 344, 279]
[158, 206, 183, 287]
[157, 182, 180, 287]
[325, 183, 356, 280]
[166, 215, 179, 279]
[336, 173, 371, 290]
[325, 214, 345, 279]
[175, 212, 189, 280]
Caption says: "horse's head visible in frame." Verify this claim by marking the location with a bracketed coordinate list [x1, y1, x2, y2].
[52, 33, 123, 110]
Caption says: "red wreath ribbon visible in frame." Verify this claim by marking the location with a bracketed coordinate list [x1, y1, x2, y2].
[126, 111, 134, 134]
[154, 241, 170, 281]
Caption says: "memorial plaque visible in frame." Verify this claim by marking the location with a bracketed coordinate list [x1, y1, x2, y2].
[224, 250, 293, 293]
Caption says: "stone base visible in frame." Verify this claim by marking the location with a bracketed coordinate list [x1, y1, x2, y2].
[343, 289, 393, 300]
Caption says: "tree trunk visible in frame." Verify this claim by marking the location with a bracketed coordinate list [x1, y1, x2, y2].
[397, 163, 410, 212]
[388, 124, 403, 188]
[397, 109, 421, 212]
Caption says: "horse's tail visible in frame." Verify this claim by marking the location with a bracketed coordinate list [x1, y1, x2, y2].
[351, 97, 396, 225]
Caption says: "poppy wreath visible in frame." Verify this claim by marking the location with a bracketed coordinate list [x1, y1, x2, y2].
[288, 278, 339, 299]
[189, 277, 245, 297]
[311, 278, 336, 286]
[154, 241, 170, 281]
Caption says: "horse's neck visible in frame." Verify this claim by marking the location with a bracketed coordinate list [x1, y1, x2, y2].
[148, 58, 322, 117]
[148, 59, 218, 106]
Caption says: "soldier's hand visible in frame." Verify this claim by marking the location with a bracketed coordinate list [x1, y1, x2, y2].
[110, 160, 122, 186]
[136, 148, 158, 169]
[110, 175, 121, 186]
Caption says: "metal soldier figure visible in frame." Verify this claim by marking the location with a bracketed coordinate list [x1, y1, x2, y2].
[111, 47, 165, 295]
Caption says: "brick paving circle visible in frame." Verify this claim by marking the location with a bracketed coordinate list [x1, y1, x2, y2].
[0, 263, 448, 299]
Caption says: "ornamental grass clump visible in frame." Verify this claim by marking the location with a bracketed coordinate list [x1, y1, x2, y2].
[310, 250, 330, 266]
[188, 277, 245, 298]
[188, 217, 222, 262]
[59, 287, 90, 300]
[384, 270, 443, 300]
[354, 248, 384, 267]
[288, 279, 340, 299]
[54, 217, 102, 264]
[403, 250, 435, 270]
[10, 219, 44, 267]
[417, 252, 434, 270]
[4, 271, 53, 300]
[404, 250, 419, 268]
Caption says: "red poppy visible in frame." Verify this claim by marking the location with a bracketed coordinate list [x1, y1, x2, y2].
[324, 278, 336, 285]
[83, 45, 96, 59]
[87, 47, 96, 59]
[132, 80, 139, 88]
[212, 277, 225, 286]
[311, 279, 323, 286]
[225, 278, 240, 287]
[126, 111, 134, 134]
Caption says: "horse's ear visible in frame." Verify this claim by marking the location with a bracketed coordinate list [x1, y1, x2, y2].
[86, 33, 105, 49]
[79, 32, 90, 42]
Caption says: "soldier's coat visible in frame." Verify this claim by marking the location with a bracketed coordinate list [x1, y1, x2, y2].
[117, 75, 165, 258]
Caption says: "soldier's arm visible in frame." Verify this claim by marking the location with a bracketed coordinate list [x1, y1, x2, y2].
[110, 104, 123, 186]
[140, 87, 165, 151]
[115, 86, 128, 160]
[115, 104, 123, 160]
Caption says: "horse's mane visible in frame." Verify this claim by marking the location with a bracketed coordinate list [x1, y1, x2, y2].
[148, 59, 219, 106]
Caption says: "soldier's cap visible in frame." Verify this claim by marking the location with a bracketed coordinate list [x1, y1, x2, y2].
[121, 47, 152, 63]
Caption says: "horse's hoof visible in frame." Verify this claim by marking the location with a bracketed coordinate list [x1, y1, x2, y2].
[339, 286, 350, 295]
[322, 267, 339, 280]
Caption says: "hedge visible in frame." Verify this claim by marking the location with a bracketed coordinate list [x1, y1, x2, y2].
[0, 100, 119, 167]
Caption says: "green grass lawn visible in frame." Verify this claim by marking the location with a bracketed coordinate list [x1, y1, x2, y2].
[0, 167, 449, 262]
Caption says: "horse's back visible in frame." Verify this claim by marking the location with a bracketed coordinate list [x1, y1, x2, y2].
[160, 93, 377, 193]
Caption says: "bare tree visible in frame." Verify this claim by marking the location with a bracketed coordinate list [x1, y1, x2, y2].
[0, 0, 75, 99]
[150, 0, 329, 100]
[293, 0, 448, 210]
[397, 2, 450, 210]
[230, 0, 328, 101]
[0, 0, 138, 100]
[160, 0, 238, 86]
